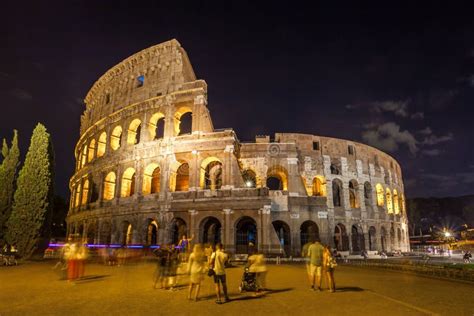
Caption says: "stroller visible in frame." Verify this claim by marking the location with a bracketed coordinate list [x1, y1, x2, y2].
[238, 266, 258, 293]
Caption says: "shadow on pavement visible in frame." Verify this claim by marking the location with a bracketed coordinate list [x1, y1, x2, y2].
[74, 275, 111, 284]
[335, 287, 364, 292]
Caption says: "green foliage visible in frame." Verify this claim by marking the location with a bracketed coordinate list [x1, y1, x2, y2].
[0, 130, 20, 242]
[6, 124, 54, 258]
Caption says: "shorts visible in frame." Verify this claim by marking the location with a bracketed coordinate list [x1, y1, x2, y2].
[309, 264, 322, 277]
[213, 274, 226, 284]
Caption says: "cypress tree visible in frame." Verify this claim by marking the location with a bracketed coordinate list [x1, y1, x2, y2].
[6, 124, 54, 258]
[0, 130, 20, 242]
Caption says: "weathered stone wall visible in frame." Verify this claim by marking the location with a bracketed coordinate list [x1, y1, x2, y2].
[67, 40, 410, 256]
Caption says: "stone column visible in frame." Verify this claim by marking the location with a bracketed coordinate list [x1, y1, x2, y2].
[342, 181, 350, 210]
[222, 145, 235, 189]
[223, 209, 234, 253]
[189, 210, 198, 240]
[189, 151, 199, 190]
[287, 158, 301, 195]
[258, 205, 271, 253]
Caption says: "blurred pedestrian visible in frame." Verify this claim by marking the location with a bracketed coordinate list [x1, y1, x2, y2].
[302, 240, 313, 287]
[307, 238, 324, 291]
[167, 244, 179, 290]
[248, 249, 267, 291]
[153, 245, 168, 289]
[323, 246, 336, 292]
[187, 244, 206, 301]
[178, 234, 194, 262]
[210, 243, 229, 304]
[76, 243, 88, 279]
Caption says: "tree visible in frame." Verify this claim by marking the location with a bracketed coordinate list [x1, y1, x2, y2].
[0, 130, 20, 242]
[6, 124, 54, 258]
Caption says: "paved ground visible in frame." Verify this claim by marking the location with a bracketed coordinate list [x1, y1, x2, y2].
[1, 261, 474, 316]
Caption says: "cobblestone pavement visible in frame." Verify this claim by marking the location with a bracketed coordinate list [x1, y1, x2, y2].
[1, 261, 473, 315]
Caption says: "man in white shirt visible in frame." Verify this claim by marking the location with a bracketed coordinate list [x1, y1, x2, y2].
[210, 243, 229, 304]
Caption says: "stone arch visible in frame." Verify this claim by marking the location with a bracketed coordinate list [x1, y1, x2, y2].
[380, 226, 387, 251]
[74, 182, 82, 207]
[312, 176, 326, 196]
[121, 221, 133, 245]
[330, 163, 340, 175]
[174, 105, 193, 136]
[332, 178, 343, 207]
[266, 165, 288, 190]
[199, 216, 222, 245]
[127, 118, 142, 145]
[349, 180, 359, 208]
[242, 169, 257, 188]
[88, 139, 96, 162]
[368, 226, 377, 251]
[110, 126, 122, 150]
[81, 179, 90, 205]
[143, 163, 160, 195]
[80, 144, 88, 168]
[364, 182, 372, 206]
[351, 225, 365, 252]
[103, 172, 116, 200]
[86, 222, 96, 244]
[145, 219, 159, 246]
[170, 160, 190, 192]
[300, 220, 319, 248]
[272, 220, 291, 255]
[148, 112, 165, 140]
[200, 157, 223, 190]
[376, 183, 384, 207]
[386, 188, 393, 213]
[235, 216, 257, 254]
[393, 189, 400, 214]
[171, 218, 187, 245]
[97, 132, 107, 157]
[100, 221, 112, 244]
[121, 167, 136, 197]
[334, 223, 349, 251]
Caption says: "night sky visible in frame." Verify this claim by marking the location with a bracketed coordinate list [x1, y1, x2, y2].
[1, 2, 473, 199]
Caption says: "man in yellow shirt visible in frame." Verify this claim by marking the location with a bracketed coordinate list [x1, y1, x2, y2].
[210, 243, 229, 304]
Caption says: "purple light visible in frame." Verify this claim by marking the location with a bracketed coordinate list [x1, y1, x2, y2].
[126, 245, 144, 249]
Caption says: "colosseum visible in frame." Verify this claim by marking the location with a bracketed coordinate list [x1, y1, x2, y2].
[67, 39, 410, 256]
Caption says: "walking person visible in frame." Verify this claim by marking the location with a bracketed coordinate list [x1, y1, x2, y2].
[323, 246, 337, 292]
[210, 243, 230, 304]
[248, 249, 267, 292]
[302, 240, 313, 287]
[307, 238, 324, 291]
[187, 244, 206, 301]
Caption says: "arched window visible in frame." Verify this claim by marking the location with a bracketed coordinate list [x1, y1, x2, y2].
[349, 180, 359, 208]
[242, 169, 257, 188]
[174, 106, 193, 136]
[170, 161, 189, 192]
[376, 183, 384, 206]
[393, 189, 400, 214]
[74, 183, 82, 207]
[127, 119, 142, 145]
[149, 112, 165, 140]
[88, 139, 96, 162]
[330, 164, 340, 175]
[312, 177, 326, 196]
[200, 158, 223, 190]
[97, 132, 107, 157]
[80, 144, 88, 168]
[386, 188, 393, 213]
[332, 179, 342, 207]
[143, 163, 160, 195]
[121, 168, 136, 197]
[364, 182, 372, 204]
[81, 179, 89, 205]
[110, 126, 122, 150]
[266, 166, 288, 190]
[103, 172, 116, 201]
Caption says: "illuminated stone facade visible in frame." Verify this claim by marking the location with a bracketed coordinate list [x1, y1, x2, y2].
[67, 39, 409, 255]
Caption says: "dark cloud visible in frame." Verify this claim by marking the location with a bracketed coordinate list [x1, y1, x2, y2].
[9, 88, 33, 101]
[361, 122, 418, 155]
[422, 132, 454, 145]
[421, 149, 442, 156]
[410, 112, 424, 120]
[372, 100, 409, 117]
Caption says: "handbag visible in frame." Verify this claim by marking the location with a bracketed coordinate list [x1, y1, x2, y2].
[207, 268, 215, 277]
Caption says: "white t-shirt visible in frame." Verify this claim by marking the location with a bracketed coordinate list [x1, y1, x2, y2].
[211, 250, 228, 275]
